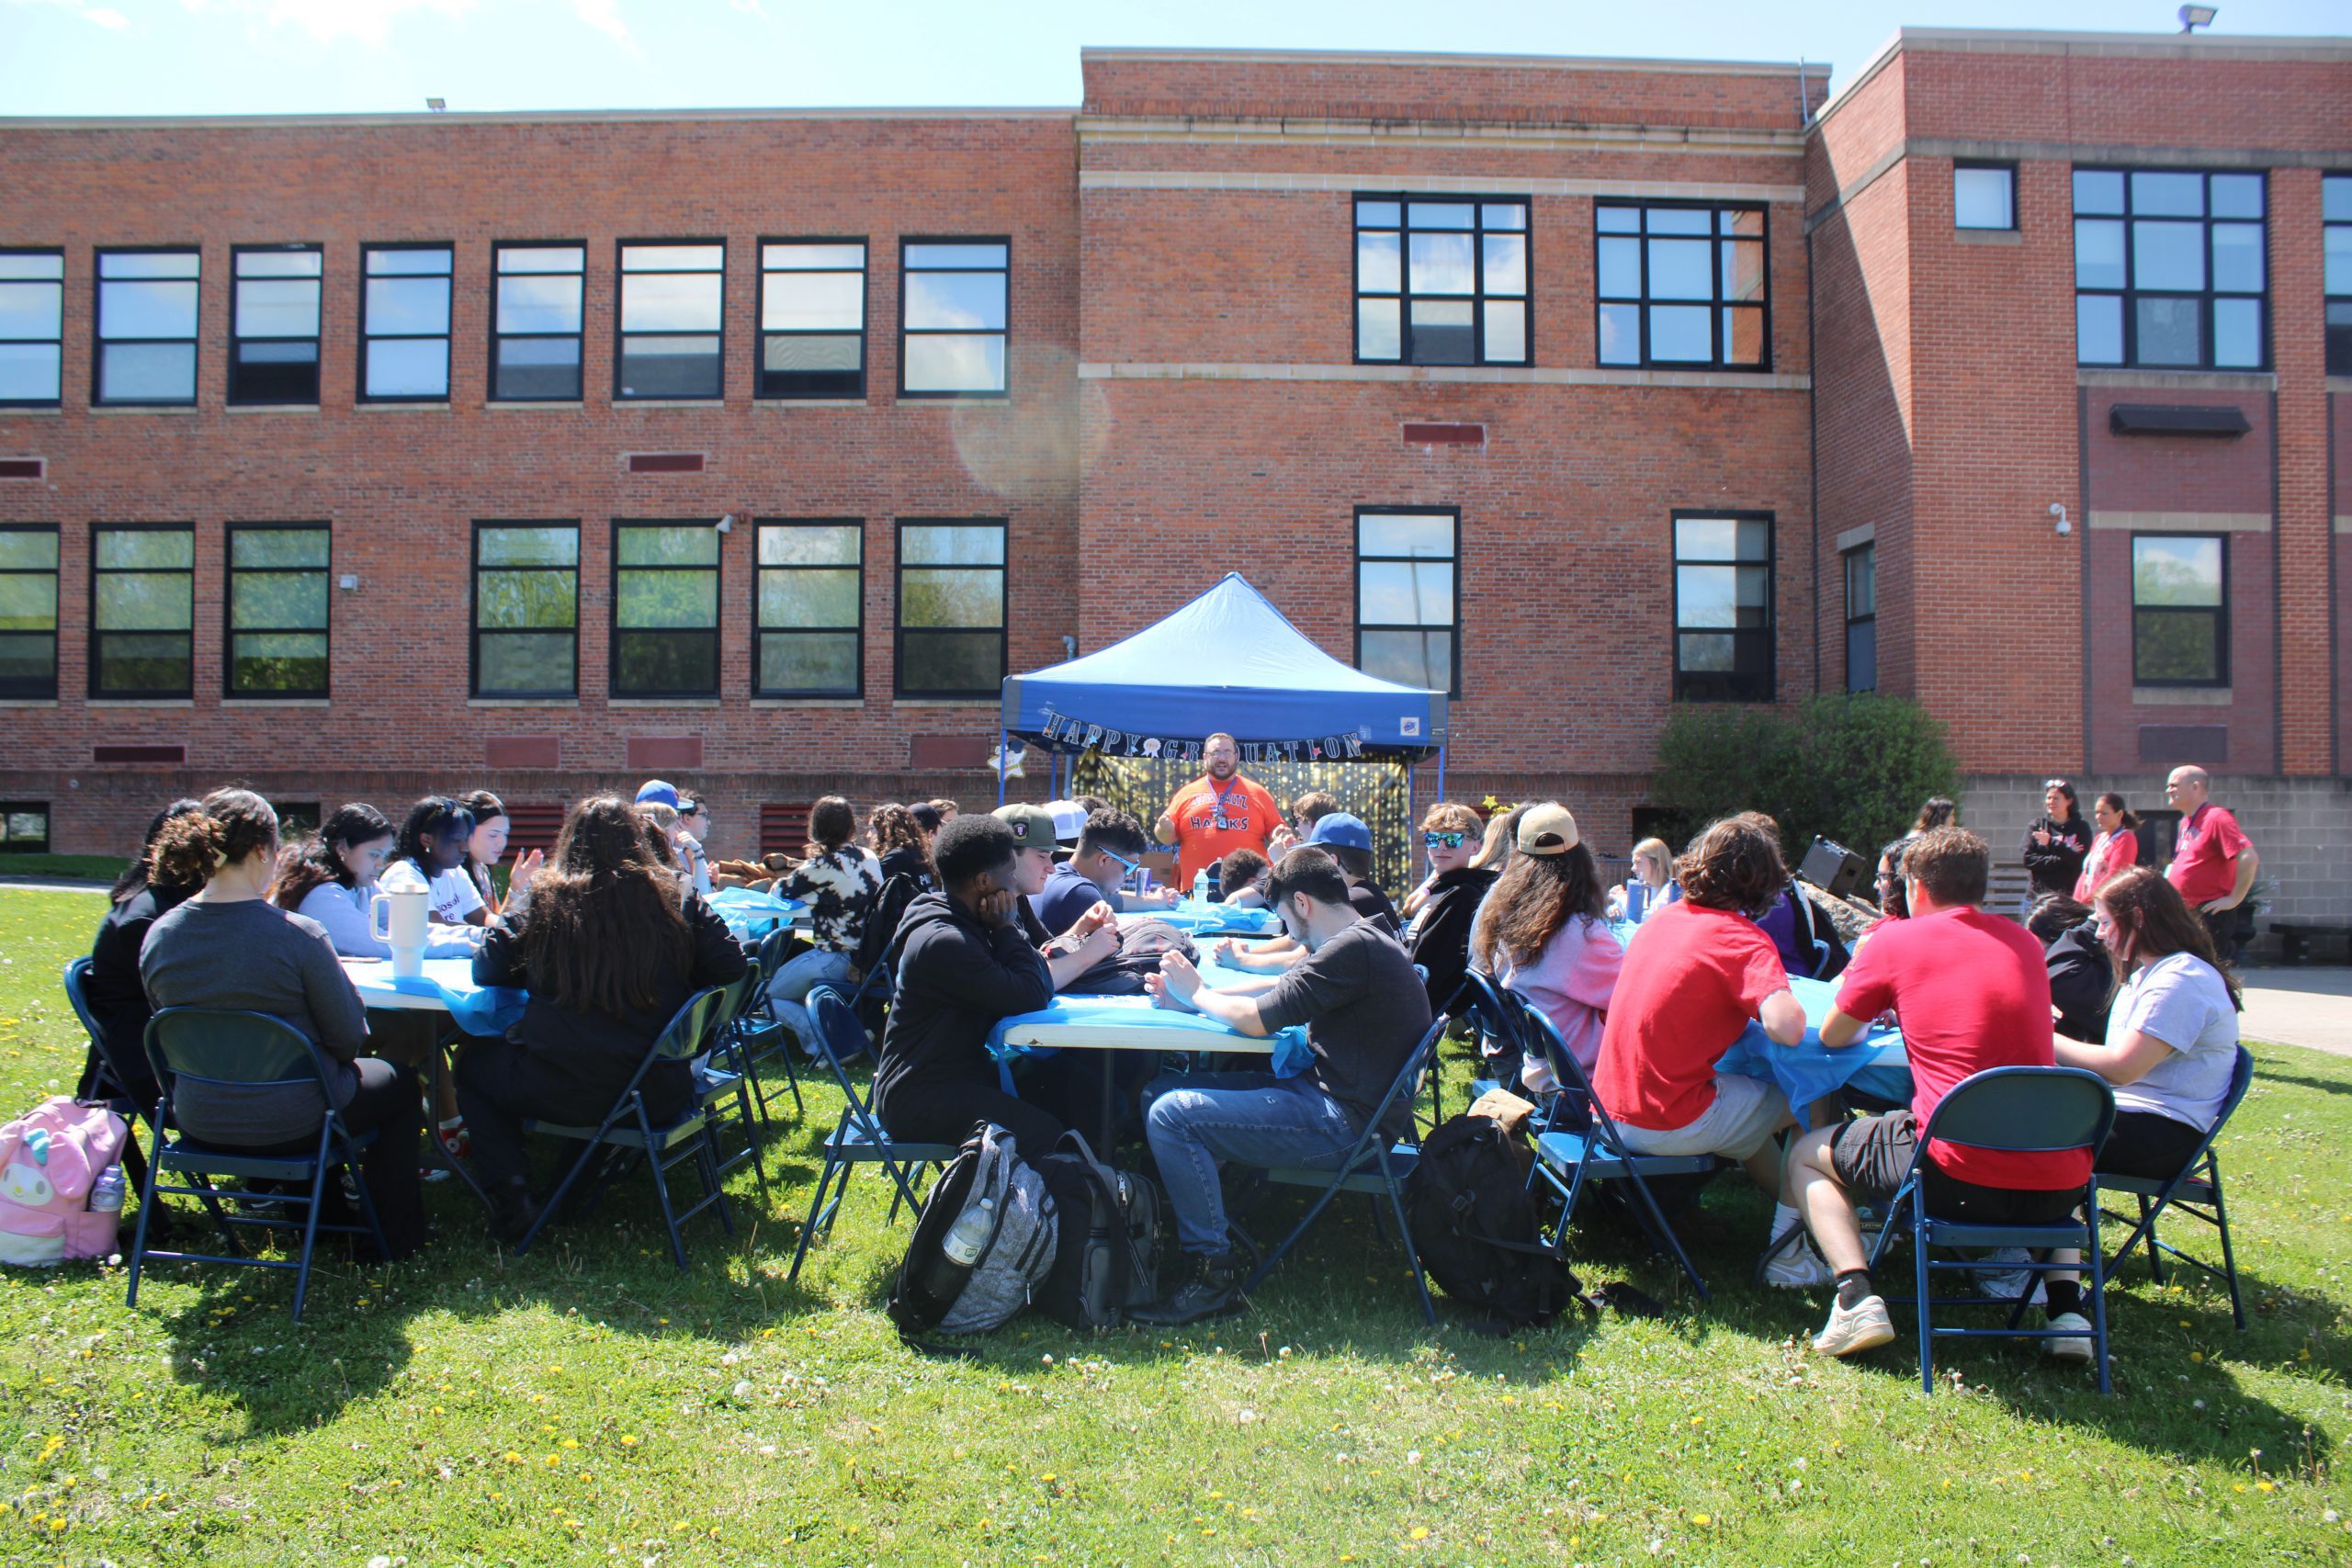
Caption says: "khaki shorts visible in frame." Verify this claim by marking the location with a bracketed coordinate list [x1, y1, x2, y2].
[1614, 1073, 1791, 1161]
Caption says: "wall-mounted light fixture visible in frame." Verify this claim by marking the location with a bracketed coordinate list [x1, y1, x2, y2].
[2050, 502, 2072, 536]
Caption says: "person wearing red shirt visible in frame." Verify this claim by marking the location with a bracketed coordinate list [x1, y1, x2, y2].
[2163, 765, 2257, 963]
[1154, 731, 1286, 887]
[1785, 826, 2098, 1362]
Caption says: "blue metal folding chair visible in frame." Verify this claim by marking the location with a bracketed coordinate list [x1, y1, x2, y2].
[694, 963, 772, 1204]
[1451, 968, 1527, 1110]
[785, 983, 957, 1283]
[1238, 1014, 1450, 1325]
[62, 956, 152, 1198]
[731, 929, 807, 1124]
[2098, 1044, 2253, 1329]
[128, 1008, 390, 1323]
[1863, 1065, 2116, 1393]
[515, 987, 735, 1271]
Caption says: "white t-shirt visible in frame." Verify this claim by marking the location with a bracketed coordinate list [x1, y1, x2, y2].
[2109, 950, 2240, 1130]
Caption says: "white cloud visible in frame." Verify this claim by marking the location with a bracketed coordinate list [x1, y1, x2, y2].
[3, 0, 134, 31]
[568, 0, 639, 56]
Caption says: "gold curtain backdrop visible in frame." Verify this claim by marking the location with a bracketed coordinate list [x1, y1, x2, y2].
[1071, 754, 1417, 896]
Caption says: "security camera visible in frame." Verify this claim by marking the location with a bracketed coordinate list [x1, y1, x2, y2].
[716, 513, 735, 534]
[2049, 502, 2072, 536]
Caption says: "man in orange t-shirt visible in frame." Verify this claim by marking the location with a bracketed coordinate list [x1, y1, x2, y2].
[1154, 731, 1285, 887]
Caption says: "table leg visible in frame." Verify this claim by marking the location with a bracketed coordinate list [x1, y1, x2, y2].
[425, 1025, 494, 1213]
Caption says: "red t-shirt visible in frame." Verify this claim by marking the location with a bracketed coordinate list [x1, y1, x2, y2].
[1593, 899, 1790, 1133]
[1161, 773, 1283, 885]
[2166, 803, 2250, 907]
[1834, 905, 2090, 1191]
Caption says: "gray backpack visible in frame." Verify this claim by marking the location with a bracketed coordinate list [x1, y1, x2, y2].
[887, 1122, 1058, 1338]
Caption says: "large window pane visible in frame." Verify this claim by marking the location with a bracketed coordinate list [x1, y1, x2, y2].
[0, 526, 58, 699]
[2134, 297, 2201, 366]
[902, 334, 1006, 394]
[473, 524, 577, 695]
[1359, 628, 1452, 692]
[1595, 204, 1769, 370]
[1673, 513, 1773, 702]
[1954, 164, 2015, 230]
[896, 522, 1004, 695]
[0, 251, 63, 406]
[902, 243, 1009, 396]
[2075, 169, 2267, 370]
[617, 243, 722, 400]
[1356, 509, 1457, 694]
[2327, 179, 2352, 376]
[96, 250, 198, 404]
[612, 522, 720, 695]
[362, 246, 453, 402]
[756, 520, 862, 696]
[2132, 535, 2226, 688]
[1355, 196, 1529, 367]
[91, 526, 193, 697]
[492, 244, 584, 400]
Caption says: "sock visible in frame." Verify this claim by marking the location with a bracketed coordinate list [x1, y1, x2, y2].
[2044, 1279, 2083, 1318]
[1769, 1202, 1803, 1240]
[1835, 1269, 1873, 1311]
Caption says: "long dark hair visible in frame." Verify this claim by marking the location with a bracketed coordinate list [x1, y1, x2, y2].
[458, 789, 508, 885]
[2096, 791, 2140, 831]
[270, 803, 396, 913]
[868, 803, 932, 876]
[2096, 865, 2243, 1010]
[1474, 841, 1605, 973]
[148, 789, 278, 889]
[1876, 838, 1911, 919]
[2043, 777, 2080, 819]
[517, 795, 693, 1015]
[393, 795, 475, 879]
[114, 796, 204, 901]
[1912, 796, 1958, 834]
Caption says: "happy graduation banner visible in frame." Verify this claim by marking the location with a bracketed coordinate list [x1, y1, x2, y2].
[1030, 704, 1373, 762]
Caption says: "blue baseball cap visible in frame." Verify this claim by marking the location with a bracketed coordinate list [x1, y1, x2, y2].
[1307, 812, 1373, 852]
[634, 779, 681, 808]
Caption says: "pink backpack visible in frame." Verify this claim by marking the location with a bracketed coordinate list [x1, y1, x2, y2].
[0, 1097, 130, 1266]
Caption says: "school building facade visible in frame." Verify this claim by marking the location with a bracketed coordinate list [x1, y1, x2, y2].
[1, 28, 2346, 928]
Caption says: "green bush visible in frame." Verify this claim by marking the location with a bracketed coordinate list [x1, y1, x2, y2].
[1646, 694, 1959, 862]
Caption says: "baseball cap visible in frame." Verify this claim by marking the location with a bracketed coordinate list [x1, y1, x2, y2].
[634, 779, 681, 809]
[1516, 802, 1580, 855]
[1306, 812, 1373, 852]
[993, 803, 1059, 853]
[1042, 798, 1091, 843]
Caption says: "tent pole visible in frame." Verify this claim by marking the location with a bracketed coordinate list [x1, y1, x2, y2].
[1437, 744, 1446, 802]
[997, 729, 1009, 807]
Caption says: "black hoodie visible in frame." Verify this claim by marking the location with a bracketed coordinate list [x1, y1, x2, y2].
[2021, 812, 2092, 899]
[872, 890, 1055, 1115]
[1402, 864, 1497, 1013]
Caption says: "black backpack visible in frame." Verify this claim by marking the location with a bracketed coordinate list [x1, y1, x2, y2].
[1404, 1113, 1579, 1332]
[1033, 1131, 1164, 1329]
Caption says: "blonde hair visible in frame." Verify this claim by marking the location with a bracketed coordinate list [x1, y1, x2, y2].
[1420, 802, 1484, 839]
[1631, 837, 1672, 883]
[636, 800, 680, 831]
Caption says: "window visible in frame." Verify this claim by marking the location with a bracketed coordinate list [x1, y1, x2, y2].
[225, 524, 330, 698]
[90, 524, 194, 699]
[0, 803, 47, 853]
[0, 525, 59, 699]
[895, 520, 1004, 696]
[2132, 533, 2228, 687]
[612, 520, 720, 697]
[900, 241, 1007, 397]
[0, 249, 64, 406]
[360, 244, 453, 400]
[1954, 163, 2017, 231]
[1671, 512, 1774, 702]
[2074, 169, 2266, 370]
[1843, 543, 1876, 694]
[1596, 203, 1769, 370]
[269, 800, 322, 840]
[2325, 175, 2352, 376]
[491, 243, 585, 400]
[471, 523, 579, 698]
[616, 242, 724, 400]
[755, 519, 863, 696]
[95, 248, 199, 405]
[1353, 197, 1531, 367]
[1353, 508, 1458, 694]
[229, 244, 322, 404]
[758, 241, 865, 399]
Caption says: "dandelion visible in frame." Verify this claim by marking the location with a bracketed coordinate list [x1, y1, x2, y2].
[503, 1452, 524, 1465]
[1691, 1515, 1713, 1527]
[1408, 1526, 1430, 1540]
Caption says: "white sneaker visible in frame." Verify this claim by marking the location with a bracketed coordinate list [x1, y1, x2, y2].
[1978, 1247, 2048, 1306]
[1812, 1293, 1897, 1358]
[1762, 1236, 1835, 1290]
[2042, 1311, 2095, 1364]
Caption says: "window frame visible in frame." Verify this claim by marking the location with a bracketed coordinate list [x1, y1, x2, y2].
[0, 247, 66, 409]
[93, 244, 201, 408]
[488, 241, 588, 403]
[222, 521, 332, 700]
[2130, 530, 2231, 690]
[1668, 508, 1776, 704]
[752, 516, 865, 699]
[755, 236, 868, 400]
[227, 242, 324, 407]
[897, 237, 1011, 400]
[893, 517, 1007, 698]
[608, 517, 723, 699]
[357, 242, 454, 404]
[1952, 161, 2018, 232]
[1593, 199, 1772, 372]
[0, 522, 60, 700]
[88, 521, 196, 701]
[469, 519, 581, 699]
[0, 801, 49, 854]
[2324, 175, 2352, 377]
[1842, 541, 1877, 694]
[2072, 166, 2269, 372]
[614, 238, 726, 403]
[1351, 194, 1533, 368]
[1351, 504, 1462, 696]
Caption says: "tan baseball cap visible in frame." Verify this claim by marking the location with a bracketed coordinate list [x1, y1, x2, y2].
[993, 804, 1059, 852]
[1516, 802, 1581, 855]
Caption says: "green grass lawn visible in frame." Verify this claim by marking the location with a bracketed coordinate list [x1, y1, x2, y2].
[1, 885, 2346, 1566]
[0, 853, 129, 885]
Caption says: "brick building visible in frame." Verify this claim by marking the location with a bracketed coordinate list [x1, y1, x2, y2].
[2, 28, 2346, 930]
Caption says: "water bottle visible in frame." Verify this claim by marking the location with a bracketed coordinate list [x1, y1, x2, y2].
[942, 1197, 995, 1268]
[1206, 863, 1224, 904]
[90, 1164, 126, 1215]
[1192, 867, 1210, 907]
[1624, 880, 1650, 925]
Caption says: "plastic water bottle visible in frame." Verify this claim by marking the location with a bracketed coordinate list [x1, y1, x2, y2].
[942, 1198, 995, 1267]
[90, 1164, 126, 1215]
[1192, 867, 1210, 907]
[1624, 881, 1650, 925]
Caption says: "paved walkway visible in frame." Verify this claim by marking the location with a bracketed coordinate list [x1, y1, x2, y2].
[2239, 967, 2352, 1058]
[0, 877, 110, 895]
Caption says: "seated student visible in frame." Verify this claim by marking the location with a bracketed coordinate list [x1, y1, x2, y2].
[766, 795, 884, 1046]
[1264, 789, 1340, 860]
[1785, 826, 2097, 1361]
[1469, 804, 1622, 1095]
[991, 804, 1120, 987]
[1309, 813, 1399, 932]
[80, 797, 204, 1111]
[676, 796, 716, 897]
[868, 803, 936, 891]
[1035, 807, 1175, 935]
[138, 790, 425, 1259]
[458, 790, 543, 919]
[1398, 802, 1498, 1015]
[2028, 893, 2114, 1044]
[383, 795, 486, 931]
[458, 795, 746, 1242]
[1217, 846, 1272, 908]
[1134, 846, 1434, 1325]
[1743, 814, 1848, 980]
[1605, 836, 1679, 922]
[908, 801, 944, 847]
[632, 780, 711, 897]
[870, 815, 1065, 1158]
[1593, 815, 1826, 1288]
[1467, 804, 1524, 874]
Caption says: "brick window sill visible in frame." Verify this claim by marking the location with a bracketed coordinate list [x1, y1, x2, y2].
[2131, 686, 2233, 707]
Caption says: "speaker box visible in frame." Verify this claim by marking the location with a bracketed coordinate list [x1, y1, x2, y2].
[1799, 836, 1867, 900]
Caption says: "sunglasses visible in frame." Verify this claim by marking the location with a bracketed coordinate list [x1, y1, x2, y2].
[1423, 831, 1469, 850]
[1101, 847, 1144, 876]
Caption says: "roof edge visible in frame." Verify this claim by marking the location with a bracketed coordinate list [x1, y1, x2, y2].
[0, 106, 1074, 132]
[1080, 45, 1815, 79]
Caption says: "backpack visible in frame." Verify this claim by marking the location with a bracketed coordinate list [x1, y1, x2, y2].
[1403, 1112, 1579, 1332]
[1033, 1131, 1164, 1329]
[0, 1097, 130, 1267]
[886, 1122, 1057, 1339]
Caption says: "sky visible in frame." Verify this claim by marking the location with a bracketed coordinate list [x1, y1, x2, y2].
[0, 0, 2343, 118]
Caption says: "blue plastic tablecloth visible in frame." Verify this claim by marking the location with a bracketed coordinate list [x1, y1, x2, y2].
[1716, 974, 1912, 1118]
[707, 886, 809, 938]
[987, 995, 1315, 1078]
[345, 957, 526, 1039]
[1148, 899, 1281, 937]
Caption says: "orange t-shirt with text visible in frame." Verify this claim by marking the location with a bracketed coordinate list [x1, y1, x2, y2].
[1162, 774, 1284, 886]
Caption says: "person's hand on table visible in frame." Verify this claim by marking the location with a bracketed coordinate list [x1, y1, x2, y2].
[974, 888, 1022, 930]
[1069, 901, 1118, 942]
[1148, 950, 1204, 1013]
[1070, 920, 1119, 967]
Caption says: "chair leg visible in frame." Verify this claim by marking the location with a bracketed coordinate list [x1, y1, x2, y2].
[1382, 1175, 1438, 1326]
[288, 1123, 334, 1325]
[1621, 1168, 1709, 1301]
[786, 1156, 841, 1284]
[1240, 1171, 1355, 1297]
[778, 1039, 806, 1118]
[2086, 1192, 2111, 1395]
[643, 1132, 690, 1271]
[125, 1146, 164, 1309]
[2139, 1192, 2165, 1285]
[734, 1080, 772, 1204]
[516, 1140, 603, 1258]
[2208, 1158, 2245, 1331]
[1913, 1195, 1935, 1393]
[340, 1131, 391, 1264]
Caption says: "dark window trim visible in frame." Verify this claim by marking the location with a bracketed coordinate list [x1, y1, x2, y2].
[1592, 198, 1773, 372]
[752, 516, 865, 699]
[1669, 507, 1777, 704]
[488, 240, 588, 403]
[897, 236, 1011, 400]
[0, 246, 66, 410]
[226, 242, 324, 407]
[2324, 175, 2352, 377]
[92, 243, 201, 408]
[469, 518, 581, 699]
[1351, 503, 1462, 696]
[88, 520, 196, 701]
[754, 235, 869, 400]
[2130, 529, 2232, 689]
[1952, 160, 2019, 231]
[608, 516, 722, 699]
[357, 241, 455, 405]
[614, 237, 726, 403]
[222, 521, 331, 700]
[0, 800, 50, 853]
[893, 516, 1007, 698]
[1351, 193, 1534, 368]
[2072, 165, 2270, 372]
[1842, 541, 1876, 694]
[0, 522, 60, 700]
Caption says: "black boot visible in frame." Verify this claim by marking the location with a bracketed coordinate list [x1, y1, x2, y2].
[489, 1177, 542, 1247]
[1131, 1250, 1246, 1326]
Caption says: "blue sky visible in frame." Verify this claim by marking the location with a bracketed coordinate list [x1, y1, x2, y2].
[0, 0, 2342, 118]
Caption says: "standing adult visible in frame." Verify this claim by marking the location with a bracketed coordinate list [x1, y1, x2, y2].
[2164, 766, 2257, 963]
[1154, 732, 1285, 887]
[2073, 792, 2141, 903]
[2020, 777, 2092, 911]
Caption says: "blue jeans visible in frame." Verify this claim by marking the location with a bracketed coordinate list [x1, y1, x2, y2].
[1143, 1070, 1359, 1256]
[766, 948, 854, 1050]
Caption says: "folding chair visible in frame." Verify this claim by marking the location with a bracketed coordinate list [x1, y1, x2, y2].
[1450, 969, 1526, 1111]
[514, 987, 735, 1271]
[786, 983, 957, 1284]
[62, 956, 152, 1198]
[1238, 1014, 1450, 1325]
[1513, 996, 1715, 1299]
[1863, 1065, 2116, 1393]
[694, 964, 772, 1205]
[2098, 1044, 2253, 1329]
[127, 1008, 390, 1324]
[731, 929, 806, 1124]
